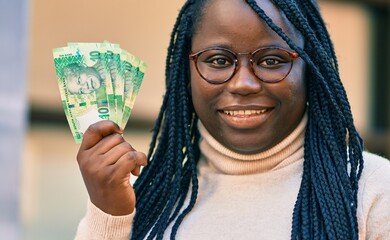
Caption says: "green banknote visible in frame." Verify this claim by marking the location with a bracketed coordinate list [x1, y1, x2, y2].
[122, 60, 147, 129]
[67, 42, 117, 121]
[53, 45, 113, 143]
[53, 42, 146, 143]
[120, 51, 147, 129]
[105, 43, 126, 124]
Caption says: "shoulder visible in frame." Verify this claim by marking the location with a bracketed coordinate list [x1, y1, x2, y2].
[359, 151, 390, 190]
[360, 151, 390, 181]
[357, 152, 390, 238]
[358, 151, 390, 209]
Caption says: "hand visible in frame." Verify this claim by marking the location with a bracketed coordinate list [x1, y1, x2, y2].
[77, 120, 147, 215]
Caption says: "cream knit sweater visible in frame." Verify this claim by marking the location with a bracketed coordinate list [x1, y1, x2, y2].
[75, 114, 390, 239]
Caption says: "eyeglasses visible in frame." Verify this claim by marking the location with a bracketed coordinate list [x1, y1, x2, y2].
[189, 47, 299, 84]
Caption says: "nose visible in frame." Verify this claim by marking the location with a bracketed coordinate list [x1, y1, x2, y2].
[226, 57, 262, 95]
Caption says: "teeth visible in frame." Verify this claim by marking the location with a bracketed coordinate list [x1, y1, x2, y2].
[223, 109, 267, 116]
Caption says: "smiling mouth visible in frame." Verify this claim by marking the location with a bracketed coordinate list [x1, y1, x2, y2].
[220, 109, 271, 117]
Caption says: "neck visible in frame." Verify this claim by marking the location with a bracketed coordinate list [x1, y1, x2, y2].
[198, 112, 307, 175]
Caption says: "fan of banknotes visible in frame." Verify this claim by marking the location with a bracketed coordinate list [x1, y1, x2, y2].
[53, 41, 147, 143]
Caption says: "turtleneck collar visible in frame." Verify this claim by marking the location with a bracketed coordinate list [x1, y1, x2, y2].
[198, 112, 307, 175]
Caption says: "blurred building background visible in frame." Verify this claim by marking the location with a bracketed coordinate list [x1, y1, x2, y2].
[0, 0, 389, 239]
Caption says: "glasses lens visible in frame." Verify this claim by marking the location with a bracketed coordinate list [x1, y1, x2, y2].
[252, 48, 294, 83]
[196, 49, 236, 83]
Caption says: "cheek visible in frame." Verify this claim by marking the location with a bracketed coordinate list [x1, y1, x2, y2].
[287, 62, 307, 104]
[190, 68, 207, 115]
[287, 81, 306, 108]
[190, 66, 224, 118]
[191, 77, 210, 112]
[190, 65, 209, 104]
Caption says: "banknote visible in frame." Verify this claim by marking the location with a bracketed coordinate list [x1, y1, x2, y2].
[106, 43, 126, 124]
[121, 54, 147, 129]
[67, 42, 117, 121]
[53, 42, 146, 143]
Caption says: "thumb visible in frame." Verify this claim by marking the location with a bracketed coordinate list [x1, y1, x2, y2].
[80, 120, 123, 151]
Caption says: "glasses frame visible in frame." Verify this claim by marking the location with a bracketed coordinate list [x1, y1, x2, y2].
[189, 47, 300, 84]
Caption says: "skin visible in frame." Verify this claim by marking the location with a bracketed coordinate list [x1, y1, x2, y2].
[77, 121, 147, 215]
[77, 0, 306, 216]
[190, 0, 307, 154]
[67, 71, 101, 95]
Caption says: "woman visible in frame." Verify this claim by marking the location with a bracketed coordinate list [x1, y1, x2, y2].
[75, 0, 390, 239]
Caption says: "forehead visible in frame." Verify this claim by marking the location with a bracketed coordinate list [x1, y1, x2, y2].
[192, 0, 302, 50]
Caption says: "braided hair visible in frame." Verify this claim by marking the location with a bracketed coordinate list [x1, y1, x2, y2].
[131, 0, 364, 239]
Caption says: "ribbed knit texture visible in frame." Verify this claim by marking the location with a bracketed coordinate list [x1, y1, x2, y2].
[75, 112, 390, 239]
[75, 200, 135, 240]
[198, 112, 307, 175]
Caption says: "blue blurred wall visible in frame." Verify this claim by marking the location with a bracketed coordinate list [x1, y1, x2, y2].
[0, 0, 28, 239]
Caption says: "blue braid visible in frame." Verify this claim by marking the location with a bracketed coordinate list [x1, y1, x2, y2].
[246, 0, 363, 239]
[131, 1, 203, 239]
[132, 1, 364, 239]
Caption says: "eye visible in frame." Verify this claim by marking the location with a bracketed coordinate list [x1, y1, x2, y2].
[265, 59, 280, 65]
[205, 55, 234, 68]
[255, 55, 289, 69]
[253, 48, 293, 69]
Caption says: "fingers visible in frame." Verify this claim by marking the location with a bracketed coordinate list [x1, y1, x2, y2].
[80, 120, 123, 151]
[113, 151, 148, 178]
[77, 119, 148, 183]
[94, 132, 128, 155]
[102, 141, 135, 165]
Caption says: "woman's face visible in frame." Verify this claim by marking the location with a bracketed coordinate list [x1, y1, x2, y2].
[190, 0, 307, 154]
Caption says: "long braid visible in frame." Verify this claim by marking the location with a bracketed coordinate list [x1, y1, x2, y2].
[142, 0, 193, 180]
[153, 29, 188, 238]
[140, 0, 196, 186]
[131, 1, 203, 239]
[246, 0, 364, 239]
[287, 0, 339, 73]
[132, 0, 364, 239]
[167, 116, 200, 228]
[277, 0, 365, 188]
